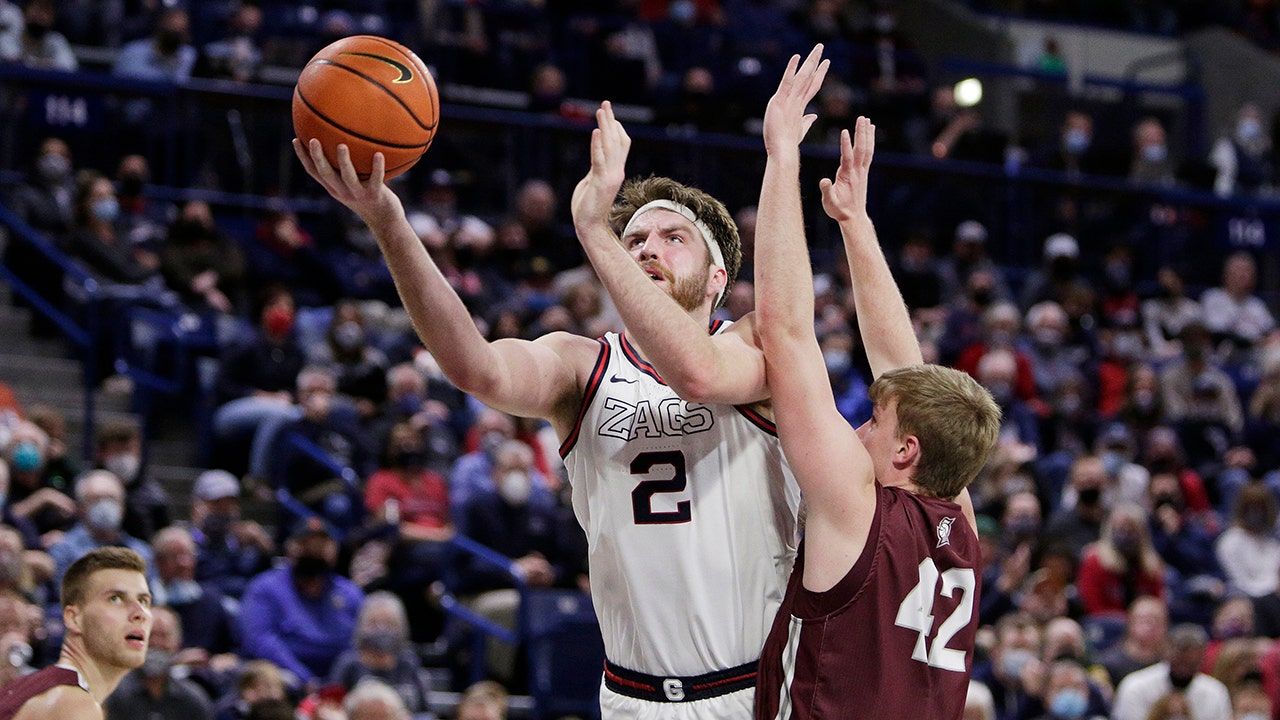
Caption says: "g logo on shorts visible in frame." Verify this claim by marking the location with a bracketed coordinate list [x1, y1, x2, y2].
[662, 679, 685, 701]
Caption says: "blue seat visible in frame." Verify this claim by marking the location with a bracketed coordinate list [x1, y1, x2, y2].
[1082, 614, 1128, 654]
[523, 589, 605, 720]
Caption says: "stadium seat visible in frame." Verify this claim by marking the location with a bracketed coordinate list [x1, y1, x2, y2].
[523, 589, 605, 720]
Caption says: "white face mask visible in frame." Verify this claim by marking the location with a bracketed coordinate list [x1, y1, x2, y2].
[498, 471, 532, 506]
[86, 498, 124, 532]
[104, 453, 141, 483]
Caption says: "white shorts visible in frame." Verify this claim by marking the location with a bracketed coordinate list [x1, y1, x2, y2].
[600, 680, 755, 720]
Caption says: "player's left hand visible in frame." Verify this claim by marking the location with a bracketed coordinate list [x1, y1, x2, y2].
[819, 116, 875, 224]
[571, 101, 631, 238]
[763, 44, 829, 156]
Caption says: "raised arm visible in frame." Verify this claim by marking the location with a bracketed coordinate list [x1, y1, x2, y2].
[293, 140, 588, 428]
[569, 102, 767, 405]
[755, 47, 875, 591]
[820, 122, 977, 530]
[820, 124, 923, 377]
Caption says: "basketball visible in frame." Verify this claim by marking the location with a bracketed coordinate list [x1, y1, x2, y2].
[292, 35, 439, 180]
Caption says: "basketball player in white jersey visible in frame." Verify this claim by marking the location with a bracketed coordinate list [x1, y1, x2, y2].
[293, 47, 827, 718]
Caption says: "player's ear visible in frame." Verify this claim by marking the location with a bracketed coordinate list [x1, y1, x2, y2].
[63, 603, 82, 635]
[708, 266, 728, 299]
[893, 434, 920, 470]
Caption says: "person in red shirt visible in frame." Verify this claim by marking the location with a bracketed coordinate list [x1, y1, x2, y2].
[1077, 503, 1166, 617]
[364, 421, 452, 541]
[0, 547, 152, 720]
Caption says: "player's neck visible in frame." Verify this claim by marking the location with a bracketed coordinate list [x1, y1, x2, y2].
[58, 641, 127, 702]
[879, 473, 923, 495]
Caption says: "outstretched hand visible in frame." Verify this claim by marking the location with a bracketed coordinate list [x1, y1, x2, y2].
[819, 117, 875, 223]
[571, 101, 631, 237]
[292, 138, 403, 226]
[763, 45, 829, 156]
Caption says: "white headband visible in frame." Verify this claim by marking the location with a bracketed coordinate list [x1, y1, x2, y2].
[622, 199, 726, 304]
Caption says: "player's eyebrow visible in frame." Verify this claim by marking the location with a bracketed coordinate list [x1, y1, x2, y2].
[623, 222, 693, 241]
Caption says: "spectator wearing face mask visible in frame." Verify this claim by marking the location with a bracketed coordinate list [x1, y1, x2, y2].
[1129, 117, 1178, 187]
[1216, 484, 1280, 599]
[47, 470, 156, 591]
[214, 660, 288, 720]
[1111, 624, 1231, 720]
[1030, 110, 1118, 178]
[1020, 233, 1093, 314]
[450, 408, 555, 517]
[1141, 267, 1204, 361]
[306, 301, 389, 421]
[456, 439, 584, 687]
[67, 170, 162, 286]
[104, 606, 214, 720]
[957, 303, 1039, 403]
[1210, 103, 1273, 197]
[213, 286, 307, 481]
[971, 612, 1045, 720]
[327, 592, 431, 713]
[1077, 504, 1165, 618]
[1146, 472, 1223, 621]
[0, 0, 76, 71]
[1044, 455, 1109, 558]
[93, 418, 169, 542]
[5, 137, 76, 336]
[112, 7, 196, 82]
[189, 470, 273, 600]
[240, 518, 364, 688]
[361, 420, 453, 589]
[1027, 659, 1109, 720]
[150, 525, 238, 658]
[976, 349, 1042, 453]
[4, 420, 77, 540]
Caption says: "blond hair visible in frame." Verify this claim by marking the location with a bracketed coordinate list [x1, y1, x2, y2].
[868, 364, 1002, 499]
[61, 546, 147, 607]
[608, 176, 741, 311]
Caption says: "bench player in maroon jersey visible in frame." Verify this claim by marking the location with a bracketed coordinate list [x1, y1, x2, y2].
[0, 547, 152, 720]
[752, 57, 1002, 720]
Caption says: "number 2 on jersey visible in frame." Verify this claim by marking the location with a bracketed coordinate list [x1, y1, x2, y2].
[630, 450, 692, 525]
[893, 558, 976, 672]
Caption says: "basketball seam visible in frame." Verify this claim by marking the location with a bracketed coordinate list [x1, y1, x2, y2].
[308, 58, 437, 132]
[295, 87, 433, 150]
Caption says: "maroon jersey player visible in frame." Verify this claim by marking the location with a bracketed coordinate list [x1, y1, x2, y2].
[0, 547, 152, 720]
[753, 50, 1001, 720]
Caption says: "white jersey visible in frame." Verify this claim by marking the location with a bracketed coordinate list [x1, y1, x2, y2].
[560, 325, 800, 677]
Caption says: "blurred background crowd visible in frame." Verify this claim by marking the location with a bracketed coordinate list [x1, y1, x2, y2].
[2, 1, 1280, 719]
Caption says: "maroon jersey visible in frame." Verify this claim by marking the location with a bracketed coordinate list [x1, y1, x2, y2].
[755, 483, 981, 720]
[0, 666, 87, 720]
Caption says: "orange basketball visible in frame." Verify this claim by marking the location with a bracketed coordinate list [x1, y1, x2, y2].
[292, 35, 439, 180]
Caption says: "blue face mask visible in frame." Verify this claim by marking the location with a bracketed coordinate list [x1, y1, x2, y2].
[93, 197, 120, 223]
[1064, 128, 1090, 155]
[1050, 688, 1088, 719]
[1000, 647, 1033, 680]
[1142, 144, 1168, 163]
[12, 441, 42, 472]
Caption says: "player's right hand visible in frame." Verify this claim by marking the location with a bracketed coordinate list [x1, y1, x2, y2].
[571, 101, 631, 240]
[293, 138, 404, 227]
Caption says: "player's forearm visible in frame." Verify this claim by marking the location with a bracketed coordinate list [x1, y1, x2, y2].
[839, 216, 922, 376]
[756, 155, 814, 347]
[577, 223, 727, 396]
[370, 213, 502, 394]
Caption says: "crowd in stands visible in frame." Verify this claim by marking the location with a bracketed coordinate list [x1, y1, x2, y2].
[2, 1, 1280, 720]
